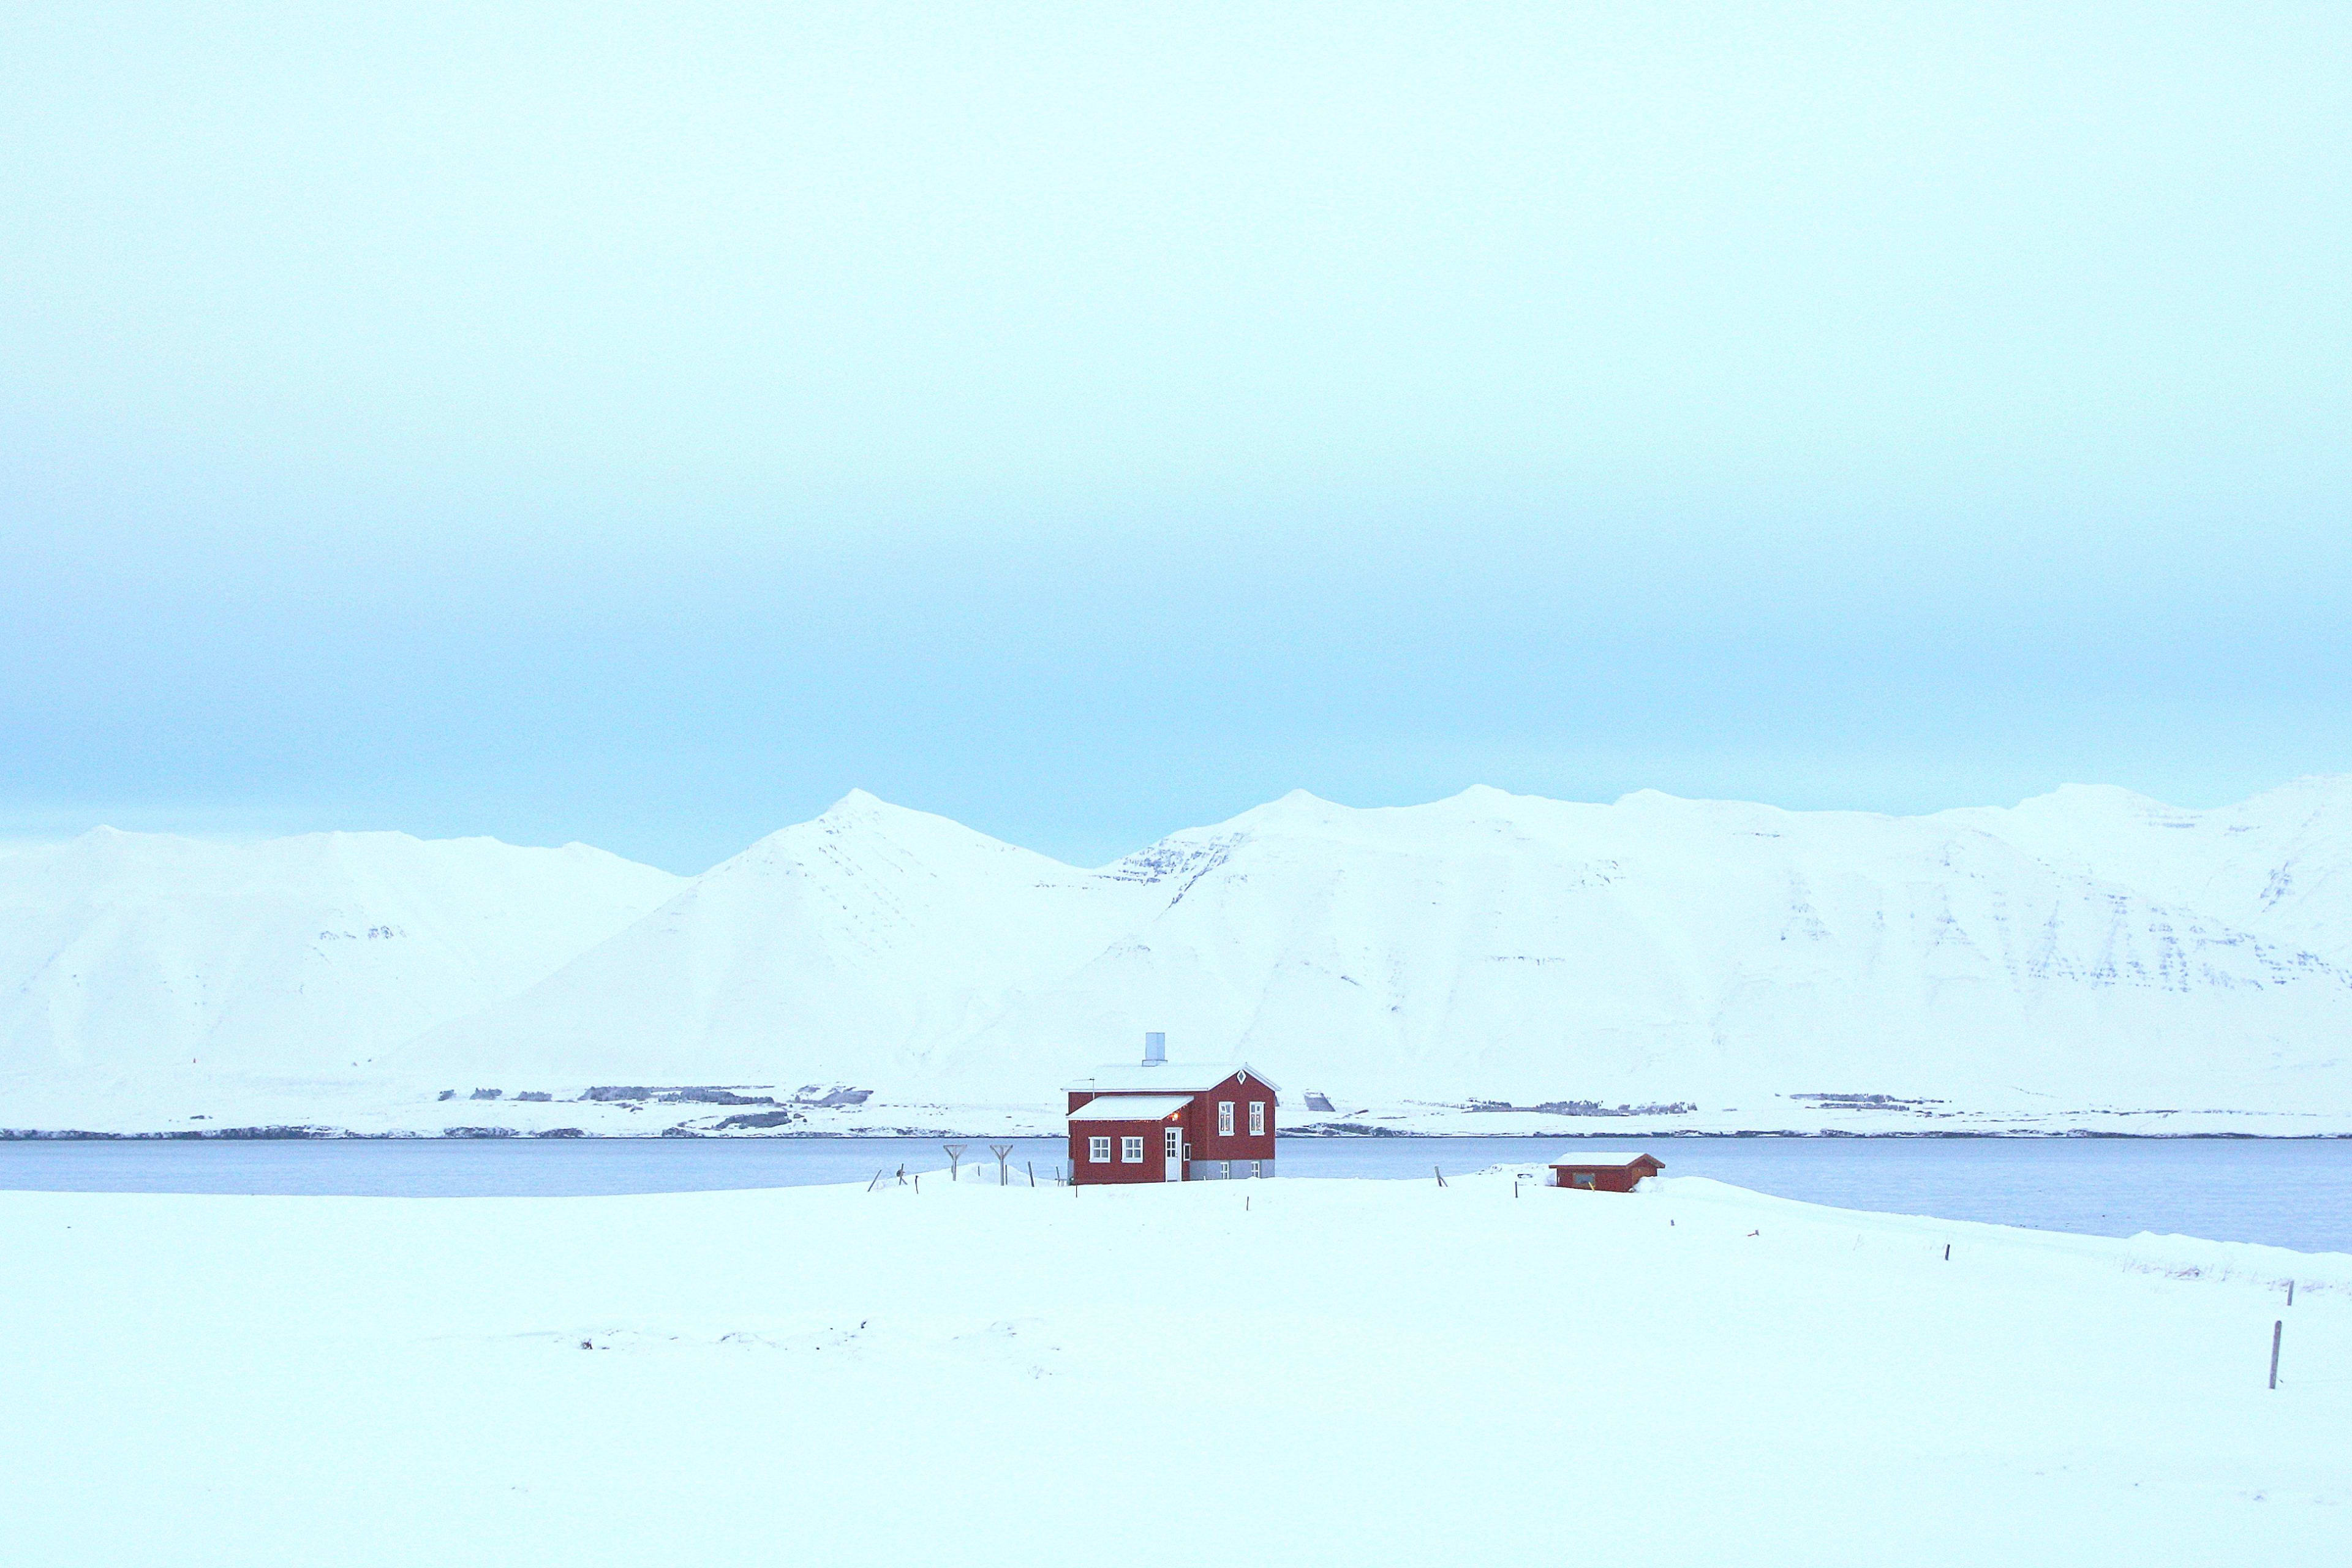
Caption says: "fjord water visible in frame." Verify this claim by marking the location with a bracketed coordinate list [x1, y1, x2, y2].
[2, 1136, 2346, 1253]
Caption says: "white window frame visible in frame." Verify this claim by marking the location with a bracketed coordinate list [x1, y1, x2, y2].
[1248, 1101, 1265, 1137]
[1218, 1101, 1235, 1136]
[1219, 1160, 1231, 1179]
[1088, 1136, 1111, 1164]
[1251, 1160, 1262, 1178]
[1121, 1136, 1145, 1164]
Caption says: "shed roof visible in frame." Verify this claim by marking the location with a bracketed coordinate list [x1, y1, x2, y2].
[1548, 1152, 1665, 1167]
[1062, 1062, 1281, 1096]
[1068, 1094, 1197, 1123]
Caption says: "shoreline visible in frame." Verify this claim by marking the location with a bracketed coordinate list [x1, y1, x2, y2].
[6, 1126, 2351, 1142]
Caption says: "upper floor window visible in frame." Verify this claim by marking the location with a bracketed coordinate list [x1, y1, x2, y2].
[1248, 1101, 1265, 1137]
[1218, 1101, 1235, 1136]
[1088, 1136, 1111, 1163]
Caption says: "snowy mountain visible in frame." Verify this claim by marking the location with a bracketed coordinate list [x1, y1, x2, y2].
[1948, 777, 2352, 968]
[0, 829, 680, 1123]
[385, 780, 2352, 1133]
[402, 790, 1154, 1090]
[963, 785, 2351, 1114]
[9, 782, 2352, 1135]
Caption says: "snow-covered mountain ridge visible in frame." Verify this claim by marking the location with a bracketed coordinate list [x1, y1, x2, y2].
[7, 778, 2352, 1135]
[0, 829, 682, 1128]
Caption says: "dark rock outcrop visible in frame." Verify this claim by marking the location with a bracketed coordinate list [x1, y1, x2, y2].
[584, 1085, 775, 1105]
[712, 1110, 799, 1131]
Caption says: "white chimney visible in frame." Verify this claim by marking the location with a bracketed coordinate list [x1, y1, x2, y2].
[1142, 1031, 1166, 1066]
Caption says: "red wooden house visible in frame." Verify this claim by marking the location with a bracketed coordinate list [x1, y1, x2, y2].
[1548, 1152, 1664, 1191]
[1066, 1033, 1278, 1185]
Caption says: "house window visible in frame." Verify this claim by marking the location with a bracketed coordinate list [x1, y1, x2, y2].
[1218, 1101, 1235, 1136]
[1248, 1101, 1265, 1137]
[1572, 1172, 1597, 1188]
[1251, 1160, 1262, 1178]
[1088, 1136, 1111, 1163]
[1219, 1160, 1231, 1179]
[1121, 1136, 1144, 1163]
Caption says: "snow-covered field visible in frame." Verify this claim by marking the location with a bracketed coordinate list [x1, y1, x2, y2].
[9, 776, 2352, 1136]
[4, 1169, 2343, 1564]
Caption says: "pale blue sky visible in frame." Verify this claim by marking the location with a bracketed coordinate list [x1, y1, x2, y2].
[5, 3, 2348, 871]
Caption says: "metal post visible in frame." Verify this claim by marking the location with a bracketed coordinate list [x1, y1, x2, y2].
[2286, 1281, 2295, 1306]
[2270, 1320, 2283, 1389]
[1027, 1160, 1036, 1188]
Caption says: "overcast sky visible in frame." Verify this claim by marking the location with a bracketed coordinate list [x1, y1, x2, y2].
[5, 3, 2348, 872]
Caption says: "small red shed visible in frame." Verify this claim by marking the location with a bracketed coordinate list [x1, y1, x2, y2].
[1548, 1152, 1664, 1192]
[1066, 1033, 1279, 1186]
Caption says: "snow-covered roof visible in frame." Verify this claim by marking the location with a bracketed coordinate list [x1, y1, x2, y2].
[1068, 1094, 1196, 1122]
[1548, 1152, 1664, 1166]
[1062, 1062, 1281, 1096]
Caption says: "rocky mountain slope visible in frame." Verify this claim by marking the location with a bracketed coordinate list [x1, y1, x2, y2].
[10, 780, 2352, 1134]
[0, 829, 680, 1124]
[393, 781, 2352, 1131]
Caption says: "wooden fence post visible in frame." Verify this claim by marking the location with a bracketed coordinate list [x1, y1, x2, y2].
[2269, 1320, 2283, 1389]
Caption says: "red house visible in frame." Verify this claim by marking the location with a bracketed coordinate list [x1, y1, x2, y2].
[1066, 1033, 1279, 1185]
[1548, 1152, 1664, 1191]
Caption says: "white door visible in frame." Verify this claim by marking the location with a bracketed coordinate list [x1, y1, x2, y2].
[1164, 1126, 1184, 1182]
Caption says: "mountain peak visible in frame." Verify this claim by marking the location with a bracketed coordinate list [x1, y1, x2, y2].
[2014, 783, 2176, 814]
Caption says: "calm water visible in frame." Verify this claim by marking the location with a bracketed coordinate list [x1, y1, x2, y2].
[3, 1135, 2347, 1254]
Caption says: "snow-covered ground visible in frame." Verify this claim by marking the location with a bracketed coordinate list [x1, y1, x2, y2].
[3, 1169, 2343, 1564]
[9, 775, 2352, 1136]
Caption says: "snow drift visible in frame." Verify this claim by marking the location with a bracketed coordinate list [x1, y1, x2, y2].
[6, 1170, 2343, 1564]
